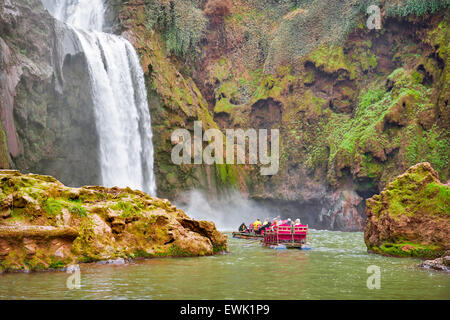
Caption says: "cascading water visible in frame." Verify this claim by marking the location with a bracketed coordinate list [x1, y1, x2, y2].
[41, 0, 156, 195]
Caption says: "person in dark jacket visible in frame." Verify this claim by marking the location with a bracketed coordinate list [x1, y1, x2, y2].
[239, 222, 247, 232]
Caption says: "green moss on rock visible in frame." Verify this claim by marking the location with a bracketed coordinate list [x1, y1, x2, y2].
[308, 44, 356, 78]
[0, 171, 228, 272]
[0, 122, 10, 169]
[364, 162, 450, 259]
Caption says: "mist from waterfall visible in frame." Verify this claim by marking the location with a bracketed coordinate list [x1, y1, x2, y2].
[42, 0, 156, 196]
[176, 190, 277, 231]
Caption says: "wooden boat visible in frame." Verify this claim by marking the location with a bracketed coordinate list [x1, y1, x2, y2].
[262, 223, 310, 250]
[233, 223, 310, 250]
[232, 231, 263, 240]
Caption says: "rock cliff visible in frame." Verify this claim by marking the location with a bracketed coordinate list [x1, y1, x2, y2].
[115, 0, 449, 230]
[0, 170, 228, 272]
[0, 0, 101, 187]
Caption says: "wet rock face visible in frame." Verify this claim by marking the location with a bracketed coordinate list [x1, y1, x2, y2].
[0, 0, 101, 187]
[0, 170, 228, 272]
[322, 189, 365, 231]
[178, 218, 228, 252]
[364, 163, 450, 259]
[251, 188, 364, 231]
[250, 98, 282, 129]
[114, 0, 449, 233]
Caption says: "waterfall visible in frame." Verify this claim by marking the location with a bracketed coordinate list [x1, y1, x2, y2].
[42, 0, 156, 196]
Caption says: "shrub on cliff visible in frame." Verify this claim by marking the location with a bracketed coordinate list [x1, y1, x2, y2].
[264, 0, 362, 73]
[385, 0, 450, 17]
[144, 0, 207, 58]
[357, 0, 449, 18]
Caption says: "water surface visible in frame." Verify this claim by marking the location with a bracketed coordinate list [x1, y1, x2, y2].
[0, 230, 448, 299]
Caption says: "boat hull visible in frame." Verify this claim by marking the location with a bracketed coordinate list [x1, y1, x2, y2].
[232, 232, 263, 240]
[264, 243, 311, 250]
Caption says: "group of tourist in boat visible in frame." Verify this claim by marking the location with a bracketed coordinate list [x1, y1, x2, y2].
[238, 217, 302, 235]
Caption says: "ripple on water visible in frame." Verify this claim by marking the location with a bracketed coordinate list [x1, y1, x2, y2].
[0, 230, 449, 299]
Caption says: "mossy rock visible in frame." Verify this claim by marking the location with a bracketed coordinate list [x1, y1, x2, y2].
[0, 171, 228, 272]
[364, 162, 450, 259]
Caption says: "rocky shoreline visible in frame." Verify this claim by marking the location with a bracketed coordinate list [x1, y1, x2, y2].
[0, 170, 228, 273]
[419, 255, 450, 272]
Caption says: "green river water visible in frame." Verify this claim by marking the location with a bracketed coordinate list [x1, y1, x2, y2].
[0, 230, 448, 299]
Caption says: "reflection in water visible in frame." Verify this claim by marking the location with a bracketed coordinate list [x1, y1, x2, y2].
[0, 230, 449, 299]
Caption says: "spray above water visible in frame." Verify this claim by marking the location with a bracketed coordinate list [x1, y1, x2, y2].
[177, 190, 276, 231]
[43, 0, 105, 31]
[42, 0, 156, 196]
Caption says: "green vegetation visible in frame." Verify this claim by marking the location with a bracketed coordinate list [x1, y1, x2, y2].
[69, 203, 87, 217]
[362, 154, 384, 179]
[44, 198, 65, 216]
[427, 20, 449, 61]
[424, 182, 450, 213]
[308, 44, 356, 78]
[374, 164, 449, 218]
[168, 244, 194, 257]
[405, 125, 450, 179]
[111, 200, 142, 218]
[0, 122, 9, 168]
[71, 218, 97, 259]
[372, 241, 443, 259]
[143, 0, 207, 58]
[252, 71, 295, 102]
[357, 0, 449, 18]
[216, 163, 239, 186]
[365, 162, 449, 259]
[116, 0, 449, 211]
[48, 259, 67, 269]
[324, 65, 448, 184]
[134, 249, 153, 258]
[386, 0, 450, 17]
[214, 80, 241, 114]
[45, 197, 88, 217]
[213, 244, 228, 253]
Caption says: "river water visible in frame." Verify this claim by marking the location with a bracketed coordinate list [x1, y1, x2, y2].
[0, 230, 448, 300]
